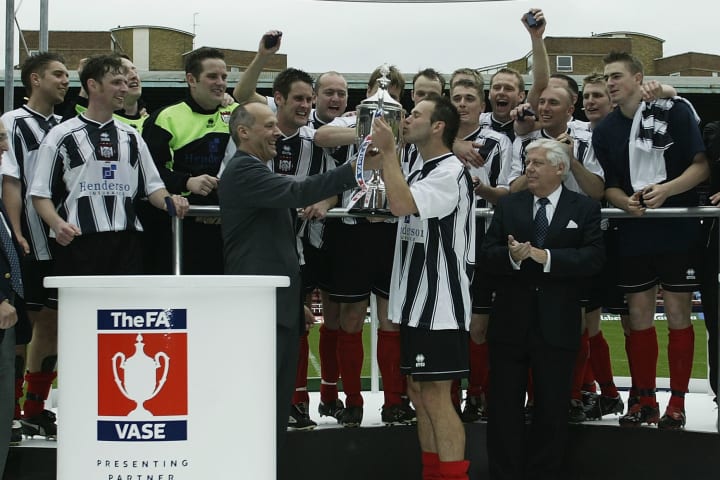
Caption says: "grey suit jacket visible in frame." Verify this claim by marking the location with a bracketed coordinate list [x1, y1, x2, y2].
[219, 150, 357, 330]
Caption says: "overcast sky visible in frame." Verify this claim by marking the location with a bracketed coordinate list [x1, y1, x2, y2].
[2, 0, 719, 74]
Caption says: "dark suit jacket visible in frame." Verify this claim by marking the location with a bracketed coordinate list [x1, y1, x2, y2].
[218, 150, 357, 330]
[0, 201, 30, 345]
[480, 186, 604, 350]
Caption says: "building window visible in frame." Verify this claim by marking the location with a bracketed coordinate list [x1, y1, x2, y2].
[556, 56, 573, 72]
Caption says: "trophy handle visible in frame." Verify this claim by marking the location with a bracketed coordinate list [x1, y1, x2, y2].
[111, 352, 133, 400]
[147, 352, 170, 401]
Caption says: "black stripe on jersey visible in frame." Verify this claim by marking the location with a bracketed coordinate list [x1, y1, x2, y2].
[125, 197, 137, 230]
[519, 137, 535, 176]
[16, 119, 42, 152]
[483, 138, 502, 187]
[128, 134, 139, 168]
[402, 243, 430, 327]
[77, 196, 98, 234]
[438, 214, 466, 329]
[64, 134, 84, 170]
[104, 195, 116, 229]
[576, 139, 589, 166]
[417, 219, 440, 329]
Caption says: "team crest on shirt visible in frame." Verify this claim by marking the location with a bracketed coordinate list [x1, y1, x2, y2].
[98, 132, 115, 160]
[220, 110, 232, 124]
[276, 145, 294, 173]
[686, 268, 696, 280]
[415, 354, 426, 368]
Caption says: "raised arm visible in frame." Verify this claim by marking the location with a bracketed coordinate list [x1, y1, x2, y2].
[232, 30, 282, 104]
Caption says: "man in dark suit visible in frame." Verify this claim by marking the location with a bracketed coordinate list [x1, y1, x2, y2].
[218, 101, 379, 463]
[0, 123, 31, 476]
[480, 138, 604, 480]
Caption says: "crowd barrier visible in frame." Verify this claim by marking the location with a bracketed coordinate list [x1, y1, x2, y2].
[170, 205, 720, 432]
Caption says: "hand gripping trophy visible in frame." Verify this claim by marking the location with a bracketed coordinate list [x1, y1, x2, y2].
[112, 334, 170, 418]
[347, 64, 403, 216]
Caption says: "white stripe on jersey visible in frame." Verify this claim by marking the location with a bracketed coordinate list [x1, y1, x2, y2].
[506, 127, 604, 195]
[1, 106, 61, 260]
[389, 153, 475, 331]
[30, 115, 166, 236]
[463, 126, 513, 198]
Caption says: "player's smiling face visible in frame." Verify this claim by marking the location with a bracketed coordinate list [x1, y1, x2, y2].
[190, 58, 228, 110]
[451, 85, 484, 127]
[582, 82, 612, 125]
[314, 73, 348, 124]
[489, 73, 524, 121]
[276, 80, 313, 132]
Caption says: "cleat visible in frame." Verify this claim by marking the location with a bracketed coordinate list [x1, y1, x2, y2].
[658, 406, 686, 431]
[568, 399, 587, 423]
[20, 410, 57, 440]
[288, 403, 317, 431]
[586, 395, 624, 420]
[461, 395, 485, 423]
[318, 399, 345, 420]
[581, 390, 599, 409]
[339, 405, 363, 428]
[619, 403, 659, 427]
[10, 420, 22, 446]
[381, 402, 416, 426]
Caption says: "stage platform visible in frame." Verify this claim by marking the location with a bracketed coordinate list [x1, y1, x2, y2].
[4, 387, 719, 480]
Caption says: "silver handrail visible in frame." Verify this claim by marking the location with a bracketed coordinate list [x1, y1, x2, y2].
[171, 205, 720, 431]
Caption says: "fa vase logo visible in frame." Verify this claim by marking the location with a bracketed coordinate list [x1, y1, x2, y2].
[112, 334, 170, 418]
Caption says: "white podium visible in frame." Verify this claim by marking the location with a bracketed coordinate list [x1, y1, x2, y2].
[45, 275, 289, 480]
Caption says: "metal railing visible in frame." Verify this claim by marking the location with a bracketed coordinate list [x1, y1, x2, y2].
[171, 205, 720, 431]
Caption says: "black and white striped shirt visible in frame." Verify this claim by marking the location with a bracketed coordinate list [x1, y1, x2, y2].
[389, 153, 476, 330]
[504, 126, 604, 195]
[1, 106, 61, 260]
[30, 115, 165, 236]
[462, 126, 513, 200]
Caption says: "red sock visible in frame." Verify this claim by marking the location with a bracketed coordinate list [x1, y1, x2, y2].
[422, 451, 441, 480]
[589, 331, 619, 398]
[628, 327, 658, 406]
[377, 330, 402, 407]
[319, 325, 340, 404]
[668, 325, 694, 410]
[14, 376, 24, 419]
[582, 362, 596, 393]
[624, 333, 638, 398]
[22, 371, 56, 418]
[467, 340, 488, 398]
[438, 460, 470, 480]
[570, 330, 589, 401]
[292, 332, 310, 405]
[337, 329, 364, 407]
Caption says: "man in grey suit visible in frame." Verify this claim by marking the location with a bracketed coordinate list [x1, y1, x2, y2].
[481, 138, 604, 480]
[218, 101, 379, 462]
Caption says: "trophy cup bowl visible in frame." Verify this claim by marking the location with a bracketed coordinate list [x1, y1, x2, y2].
[347, 67, 404, 218]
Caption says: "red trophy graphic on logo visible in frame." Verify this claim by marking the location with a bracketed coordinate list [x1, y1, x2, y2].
[111, 334, 170, 418]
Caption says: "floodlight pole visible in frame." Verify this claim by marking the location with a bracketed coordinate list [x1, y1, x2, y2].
[4, 0, 15, 112]
[39, 0, 49, 51]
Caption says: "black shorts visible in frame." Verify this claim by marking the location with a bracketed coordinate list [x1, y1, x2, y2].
[400, 324, 469, 381]
[20, 258, 57, 310]
[326, 221, 396, 303]
[614, 252, 700, 293]
[50, 231, 144, 276]
[301, 242, 331, 293]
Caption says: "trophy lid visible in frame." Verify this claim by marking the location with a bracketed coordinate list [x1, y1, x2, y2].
[362, 89, 401, 106]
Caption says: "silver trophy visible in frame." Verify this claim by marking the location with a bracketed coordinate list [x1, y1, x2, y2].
[111, 334, 170, 418]
[347, 64, 403, 217]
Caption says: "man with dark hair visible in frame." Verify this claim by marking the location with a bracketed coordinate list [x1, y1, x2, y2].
[220, 100, 379, 472]
[412, 68, 445, 105]
[370, 93, 474, 480]
[30, 55, 188, 276]
[142, 47, 237, 274]
[593, 51, 709, 429]
[1, 51, 68, 442]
